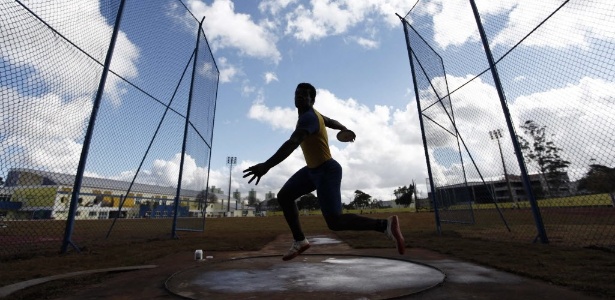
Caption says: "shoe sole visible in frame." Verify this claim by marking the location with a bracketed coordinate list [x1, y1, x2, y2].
[282, 243, 311, 261]
[390, 216, 405, 255]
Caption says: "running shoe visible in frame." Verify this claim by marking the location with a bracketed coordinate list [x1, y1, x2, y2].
[282, 238, 311, 261]
[385, 215, 405, 255]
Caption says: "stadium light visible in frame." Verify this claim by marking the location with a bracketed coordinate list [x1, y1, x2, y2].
[489, 130, 516, 207]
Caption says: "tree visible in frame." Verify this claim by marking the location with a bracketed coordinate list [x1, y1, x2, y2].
[351, 190, 372, 209]
[518, 120, 570, 197]
[394, 183, 415, 207]
[206, 191, 218, 204]
[195, 190, 206, 209]
[264, 198, 280, 211]
[342, 202, 354, 210]
[297, 193, 320, 210]
[247, 194, 259, 206]
[577, 164, 615, 194]
[0, 176, 4, 186]
[371, 199, 385, 209]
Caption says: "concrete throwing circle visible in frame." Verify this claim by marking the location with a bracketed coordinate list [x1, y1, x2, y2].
[165, 254, 445, 299]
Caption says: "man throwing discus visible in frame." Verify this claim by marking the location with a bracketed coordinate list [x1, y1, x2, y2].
[243, 82, 405, 261]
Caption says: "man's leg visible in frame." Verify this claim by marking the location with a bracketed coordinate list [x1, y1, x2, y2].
[277, 166, 315, 241]
[323, 213, 386, 232]
[316, 160, 404, 254]
[315, 160, 387, 232]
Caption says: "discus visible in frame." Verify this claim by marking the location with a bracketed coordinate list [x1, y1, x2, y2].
[336, 129, 356, 142]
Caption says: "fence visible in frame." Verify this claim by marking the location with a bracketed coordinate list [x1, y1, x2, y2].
[0, 0, 219, 258]
[401, 0, 615, 249]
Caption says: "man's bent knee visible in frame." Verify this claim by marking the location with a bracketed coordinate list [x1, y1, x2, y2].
[324, 215, 343, 231]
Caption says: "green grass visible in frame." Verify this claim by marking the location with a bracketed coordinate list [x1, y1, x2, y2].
[447, 193, 614, 210]
[267, 206, 417, 216]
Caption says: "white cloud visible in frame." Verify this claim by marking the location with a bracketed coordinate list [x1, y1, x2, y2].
[264, 72, 279, 84]
[510, 77, 615, 180]
[491, 0, 615, 49]
[247, 99, 296, 131]
[412, 74, 615, 186]
[241, 81, 257, 96]
[284, 0, 409, 42]
[217, 57, 239, 83]
[186, 0, 282, 63]
[198, 61, 220, 83]
[2, 1, 140, 105]
[413, 0, 483, 49]
[415, 0, 614, 50]
[259, 0, 298, 15]
[112, 153, 209, 191]
[0, 88, 92, 174]
[352, 36, 379, 49]
[0, 1, 141, 175]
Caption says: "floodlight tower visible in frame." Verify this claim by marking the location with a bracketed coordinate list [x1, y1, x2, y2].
[226, 156, 237, 215]
[489, 129, 516, 206]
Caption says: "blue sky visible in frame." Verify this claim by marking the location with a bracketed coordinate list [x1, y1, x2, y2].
[2, 0, 614, 203]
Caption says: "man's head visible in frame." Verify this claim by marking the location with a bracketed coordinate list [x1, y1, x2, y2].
[295, 83, 316, 110]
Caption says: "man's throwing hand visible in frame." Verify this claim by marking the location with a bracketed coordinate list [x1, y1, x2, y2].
[243, 163, 270, 185]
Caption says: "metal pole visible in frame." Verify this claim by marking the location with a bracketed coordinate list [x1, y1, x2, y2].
[172, 16, 206, 238]
[61, 0, 127, 253]
[226, 156, 236, 215]
[469, 0, 548, 243]
[398, 14, 441, 234]
[227, 161, 231, 214]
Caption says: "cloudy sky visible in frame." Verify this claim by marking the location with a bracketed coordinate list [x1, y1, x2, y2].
[2, 0, 613, 203]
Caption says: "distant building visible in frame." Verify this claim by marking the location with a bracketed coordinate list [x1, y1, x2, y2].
[204, 198, 255, 218]
[427, 172, 572, 208]
[0, 168, 260, 220]
[1, 168, 204, 220]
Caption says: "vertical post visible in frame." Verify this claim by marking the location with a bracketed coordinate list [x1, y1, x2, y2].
[468, 0, 548, 243]
[226, 156, 236, 215]
[398, 14, 441, 234]
[61, 0, 127, 253]
[172, 16, 206, 238]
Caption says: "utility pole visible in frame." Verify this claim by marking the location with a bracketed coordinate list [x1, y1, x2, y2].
[489, 129, 516, 207]
[226, 156, 236, 216]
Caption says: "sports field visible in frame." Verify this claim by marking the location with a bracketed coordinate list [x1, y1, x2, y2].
[1, 212, 614, 299]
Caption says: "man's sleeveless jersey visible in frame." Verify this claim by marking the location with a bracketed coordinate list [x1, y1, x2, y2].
[297, 109, 332, 168]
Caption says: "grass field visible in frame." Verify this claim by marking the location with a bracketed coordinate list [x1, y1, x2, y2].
[1, 212, 615, 299]
[446, 193, 614, 210]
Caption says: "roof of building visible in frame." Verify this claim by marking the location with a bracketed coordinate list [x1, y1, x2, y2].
[7, 168, 203, 197]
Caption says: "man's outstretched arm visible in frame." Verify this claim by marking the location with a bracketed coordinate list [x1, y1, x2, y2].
[243, 129, 308, 185]
[322, 115, 348, 131]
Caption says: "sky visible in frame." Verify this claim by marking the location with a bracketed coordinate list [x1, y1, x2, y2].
[2, 0, 614, 204]
[188, 0, 427, 202]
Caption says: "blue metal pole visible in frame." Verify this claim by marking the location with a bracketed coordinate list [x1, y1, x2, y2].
[171, 16, 206, 238]
[468, 0, 548, 243]
[61, 0, 127, 253]
[398, 14, 441, 234]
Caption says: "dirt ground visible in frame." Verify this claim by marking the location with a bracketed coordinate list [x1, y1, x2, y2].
[1, 233, 607, 300]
